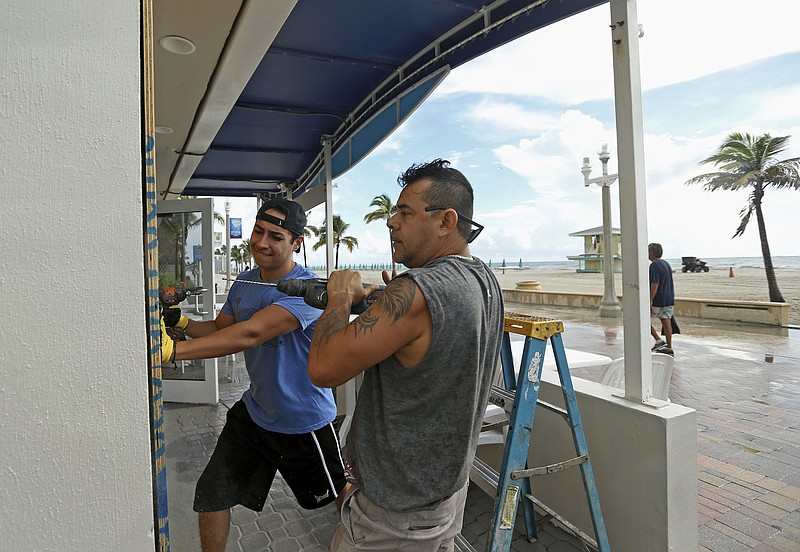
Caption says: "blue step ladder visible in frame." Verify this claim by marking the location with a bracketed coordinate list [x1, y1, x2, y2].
[456, 313, 610, 552]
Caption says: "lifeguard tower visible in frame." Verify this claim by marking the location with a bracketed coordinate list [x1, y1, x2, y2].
[567, 226, 622, 273]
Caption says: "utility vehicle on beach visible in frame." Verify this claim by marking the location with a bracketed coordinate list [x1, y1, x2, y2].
[681, 256, 709, 273]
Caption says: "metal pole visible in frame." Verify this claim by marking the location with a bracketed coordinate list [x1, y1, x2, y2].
[582, 146, 622, 318]
[322, 136, 335, 276]
[598, 146, 622, 318]
[225, 200, 232, 291]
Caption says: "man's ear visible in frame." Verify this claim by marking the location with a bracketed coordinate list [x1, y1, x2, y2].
[293, 236, 304, 253]
[441, 209, 460, 235]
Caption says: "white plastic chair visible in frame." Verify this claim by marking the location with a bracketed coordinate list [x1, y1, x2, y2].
[599, 353, 675, 401]
[599, 357, 625, 389]
[650, 353, 675, 400]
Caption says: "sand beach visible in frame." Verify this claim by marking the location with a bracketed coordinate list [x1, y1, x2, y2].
[355, 265, 800, 326]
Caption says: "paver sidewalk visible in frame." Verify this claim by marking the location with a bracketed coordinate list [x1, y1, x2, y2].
[164, 305, 800, 551]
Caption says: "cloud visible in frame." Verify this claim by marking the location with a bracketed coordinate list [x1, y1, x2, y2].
[208, 0, 800, 266]
[456, 97, 560, 139]
[438, 7, 614, 104]
[438, 0, 800, 104]
[636, 0, 800, 89]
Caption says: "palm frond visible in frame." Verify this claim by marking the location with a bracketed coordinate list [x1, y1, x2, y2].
[732, 200, 754, 238]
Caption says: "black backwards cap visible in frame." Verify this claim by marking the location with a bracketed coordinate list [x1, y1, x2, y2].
[256, 198, 307, 236]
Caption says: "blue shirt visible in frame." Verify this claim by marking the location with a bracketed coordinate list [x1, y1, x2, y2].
[222, 265, 335, 434]
[649, 258, 675, 307]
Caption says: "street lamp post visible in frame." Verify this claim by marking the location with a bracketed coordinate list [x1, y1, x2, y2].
[581, 144, 623, 318]
[224, 200, 232, 292]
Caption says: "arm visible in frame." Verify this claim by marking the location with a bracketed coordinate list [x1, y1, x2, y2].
[308, 270, 431, 388]
[648, 262, 659, 306]
[174, 305, 300, 361]
[183, 313, 235, 338]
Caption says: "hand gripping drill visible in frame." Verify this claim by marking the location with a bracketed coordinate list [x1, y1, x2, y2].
[227, 278, 384, 314]
[159, 286, 206, 340]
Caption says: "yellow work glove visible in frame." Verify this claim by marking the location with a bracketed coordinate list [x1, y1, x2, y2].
[160, 318, 176, 363]
[162, 305, 189, 329]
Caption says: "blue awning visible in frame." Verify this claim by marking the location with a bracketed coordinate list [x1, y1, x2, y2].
[180, 0, 606, 204]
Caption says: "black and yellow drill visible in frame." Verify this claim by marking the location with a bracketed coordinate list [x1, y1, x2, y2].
[159, 286, 205, 340]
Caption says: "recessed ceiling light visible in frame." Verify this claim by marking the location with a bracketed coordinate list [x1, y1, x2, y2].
[155, 125, 174, 135]
[159, 35, 196, 55]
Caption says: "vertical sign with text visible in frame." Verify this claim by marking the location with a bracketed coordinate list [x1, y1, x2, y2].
[230, 218, 242, 239]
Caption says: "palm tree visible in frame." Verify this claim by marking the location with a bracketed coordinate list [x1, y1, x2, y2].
[231, 245, 243, 273]
[364, 193, 397, 277]
[302, 211, 313, 267]
[308, 215, 359, 270]
[158, 211, 200, 285]
[685, 132, 800, 302]
[238, 240, 252, 269]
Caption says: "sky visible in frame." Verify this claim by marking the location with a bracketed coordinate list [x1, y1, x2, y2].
[213, 0, 800, 268]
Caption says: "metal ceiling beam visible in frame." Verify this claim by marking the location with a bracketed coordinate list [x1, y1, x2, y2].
[233, 101, 348, 122]
[208, 145, 312, 155]
[268, 46, 398, 72]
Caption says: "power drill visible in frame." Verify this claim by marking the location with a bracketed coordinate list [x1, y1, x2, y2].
[229, 278, 384, 313]
[159, 286, 206, 308]
[159, 286, 206, 340]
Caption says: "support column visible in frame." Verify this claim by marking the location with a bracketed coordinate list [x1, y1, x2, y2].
[322, 136, 335, 276]
[610, 0, 653, 402]
[321, 135, 356, 444]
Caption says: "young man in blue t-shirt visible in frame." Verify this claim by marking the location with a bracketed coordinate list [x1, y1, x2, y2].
[648, 242, 675, 355]
[160, 198, 346, 552]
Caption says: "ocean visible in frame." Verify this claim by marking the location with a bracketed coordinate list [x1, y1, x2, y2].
[487, 256, 800, 271]
[314, 256, 800, 273]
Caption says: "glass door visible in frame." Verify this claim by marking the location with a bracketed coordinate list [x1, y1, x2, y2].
[157, 198, 218, 404]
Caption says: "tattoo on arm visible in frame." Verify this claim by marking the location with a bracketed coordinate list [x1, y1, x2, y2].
[351, 312, 378, 336]
[351, 277, 416, 336]
[312, 307, 349, 347]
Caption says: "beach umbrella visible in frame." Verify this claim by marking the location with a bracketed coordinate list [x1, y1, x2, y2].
[489, 259, 492, 267]
[519, 258, 523, 268]
[502, 258, 506, 267]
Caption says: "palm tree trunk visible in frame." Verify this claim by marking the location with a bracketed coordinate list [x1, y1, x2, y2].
[754, 183, 784, 302]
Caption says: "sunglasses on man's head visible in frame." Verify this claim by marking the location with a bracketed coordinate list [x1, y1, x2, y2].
[424, 206, 484, 243]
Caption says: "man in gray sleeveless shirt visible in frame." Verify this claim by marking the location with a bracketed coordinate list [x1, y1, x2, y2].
[309, 159, 503, 551]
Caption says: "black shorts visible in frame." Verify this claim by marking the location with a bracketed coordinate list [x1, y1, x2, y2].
[193, 400, 346, 512]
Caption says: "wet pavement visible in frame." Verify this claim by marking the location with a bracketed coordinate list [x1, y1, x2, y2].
[164, 303, 800, 551]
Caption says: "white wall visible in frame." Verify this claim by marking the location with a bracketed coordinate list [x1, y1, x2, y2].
[0, 2, 156, 550]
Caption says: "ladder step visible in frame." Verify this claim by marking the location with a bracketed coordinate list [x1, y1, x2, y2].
[481, 419, 509, 432]
[525, 493, 599, 551]
[454, 533, 477, 552]
[490, 385, 570, 421]
[489, 385, 515, 413]
[512, 454, 588, 479]
[470, 456, 499, 497]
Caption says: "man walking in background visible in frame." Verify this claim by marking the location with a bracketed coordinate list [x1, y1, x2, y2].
[649, 242, 675, 355]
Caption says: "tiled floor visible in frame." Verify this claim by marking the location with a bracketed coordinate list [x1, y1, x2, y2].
[164, 305, 800, 550]
[165, 358, 586, 551]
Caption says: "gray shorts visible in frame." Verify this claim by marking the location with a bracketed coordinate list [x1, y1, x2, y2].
[651, 305, 674, 320]
[331, 481, 469, 551]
